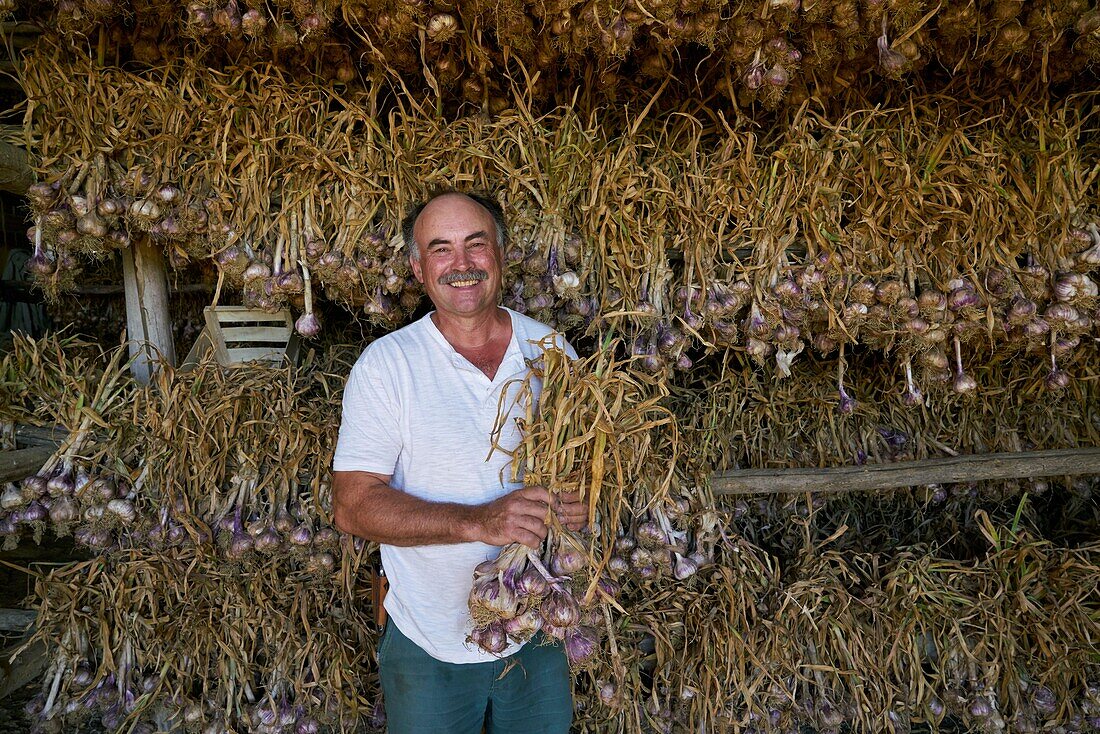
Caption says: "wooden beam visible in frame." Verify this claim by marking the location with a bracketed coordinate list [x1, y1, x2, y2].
[0, 139, 34, 195]
[0, 638, 47, 698]
[711, 447, 1100, 496]
[0, 446, 52, 484]
[71, 282, 213, 296]
[2, 280, 213, 298]
[121, 235, 176, 383]
[0, 609, 36, 633]
[1, 22, 44, 34]
[14, 424, 66, 449]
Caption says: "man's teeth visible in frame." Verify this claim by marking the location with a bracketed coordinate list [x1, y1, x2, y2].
[448, 279, 479, 287]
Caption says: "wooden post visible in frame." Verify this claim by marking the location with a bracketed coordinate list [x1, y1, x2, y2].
[0, 446, 53, 484]
[0, 139, 34, 194]
[0, 609, 36, 633]
[121, 235, 176, 383]
[711, 447, 1100, 496]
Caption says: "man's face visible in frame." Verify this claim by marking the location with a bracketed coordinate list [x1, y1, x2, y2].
[410, 194, 504, 320]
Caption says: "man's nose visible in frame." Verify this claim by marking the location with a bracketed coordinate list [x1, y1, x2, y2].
[453, 246, 474, 269]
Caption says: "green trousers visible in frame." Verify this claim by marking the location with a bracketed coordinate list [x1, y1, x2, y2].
[377, 620, 573, 734]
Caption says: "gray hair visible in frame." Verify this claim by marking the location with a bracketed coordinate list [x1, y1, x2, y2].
[401, 191, 508, 262]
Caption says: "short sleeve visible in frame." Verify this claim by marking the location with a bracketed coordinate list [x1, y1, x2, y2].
[332, 348, 403, 474]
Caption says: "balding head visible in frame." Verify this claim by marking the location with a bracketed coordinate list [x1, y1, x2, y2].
[401, 191, 507, 262]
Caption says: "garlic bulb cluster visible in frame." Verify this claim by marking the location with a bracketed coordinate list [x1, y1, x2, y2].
[217, 216, 421, 334]
[0, 463, 133, 549]
[27, 162, 213, 299]
[466, 533, 613, 667]
[606, 498, 713, 584]
[31, 0, 1100, 111]
[2, 461, 349, 579]
[502, 229, 595, 332]
[618, 244, 1098, 395]
[28, 164, 209, 261]
[304, 228, 419, 327]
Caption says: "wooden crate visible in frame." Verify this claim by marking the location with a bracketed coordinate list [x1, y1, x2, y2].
[180, 306, 299, 370]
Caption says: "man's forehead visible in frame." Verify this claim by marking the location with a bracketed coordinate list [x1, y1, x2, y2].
[422, 193, 489, 218]
[415, 196, 496, 236]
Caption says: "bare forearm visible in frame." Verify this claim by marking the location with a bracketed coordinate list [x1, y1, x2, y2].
[333, 471, 481, 546]
[334, 471, 557, 548]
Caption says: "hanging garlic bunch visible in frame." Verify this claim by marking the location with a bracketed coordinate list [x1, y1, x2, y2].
[605, 498, 710, 583]
[466, 529, 613, 667]
[836, 343, 856, 413]
[702, 279, 751, 348]
[2, 460, 135, 552]
[951, 336, 978, 393]
[877, 18, 910, 77]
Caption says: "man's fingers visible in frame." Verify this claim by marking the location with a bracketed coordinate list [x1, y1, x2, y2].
[516, 515, 548, 539]
[510, 498, 552, 518]
[515, 530, 543, 549]
[555, 499, 587, 517]
[556, 508, 586, 524]
[555, 497, 588, 531]
[518, 486, 551, 503]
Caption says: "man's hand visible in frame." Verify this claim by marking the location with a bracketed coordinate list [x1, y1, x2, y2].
[554, 490, 588, 532]
[471, 486, 551, 548]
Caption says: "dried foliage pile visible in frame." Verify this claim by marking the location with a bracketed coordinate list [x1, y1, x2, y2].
[3, 334, 1098, 733]
[589, 523, 1100, 734]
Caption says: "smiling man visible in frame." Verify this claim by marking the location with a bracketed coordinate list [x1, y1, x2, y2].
[332, 191, 584, 733]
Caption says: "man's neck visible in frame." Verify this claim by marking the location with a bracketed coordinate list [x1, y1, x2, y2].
[430, 307, 510, 350]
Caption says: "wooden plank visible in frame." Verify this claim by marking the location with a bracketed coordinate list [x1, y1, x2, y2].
[203, 307, 232, 365]
[0, 638, 47, 698]
[225, 347, 286, 364]
[284, 333, 301, 366]
[0, 446, 52, 484]
[68, 283, 213, 296]
[0, 609, 36, 633]
[178, 328, 213, 372]
[711, 447, 1100, 496]
[219, 326, 293, 342]
[212, 308, 289, 324]
[13, 424, 65, 449]
[122, 236, 176, 383]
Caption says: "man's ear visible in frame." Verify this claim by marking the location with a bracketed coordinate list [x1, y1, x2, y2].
[410, 254, 424, 283]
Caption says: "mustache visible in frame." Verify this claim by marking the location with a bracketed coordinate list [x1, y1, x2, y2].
[438, 270, 489, 285]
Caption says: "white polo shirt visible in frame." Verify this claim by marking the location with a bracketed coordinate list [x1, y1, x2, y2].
[333, 307, 576, 663]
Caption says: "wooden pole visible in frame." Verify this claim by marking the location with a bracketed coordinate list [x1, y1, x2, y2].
[711, 447, 1100, 496]
[0, 609, 36, 633]
[13, 423, 66, 449]
[0, 446, 53, 484]
[121, 235, 176, 383]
